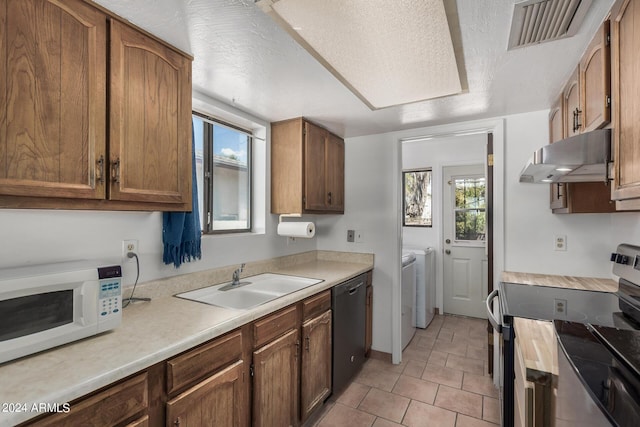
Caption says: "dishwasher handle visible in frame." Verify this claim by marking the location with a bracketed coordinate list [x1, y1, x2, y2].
[486, 289, 502, 333]
[348, 281, 364, 295]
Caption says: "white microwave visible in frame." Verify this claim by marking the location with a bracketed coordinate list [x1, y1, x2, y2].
[0, 261, 122, 364]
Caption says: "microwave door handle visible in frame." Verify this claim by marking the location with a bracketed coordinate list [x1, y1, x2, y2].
[486, 289, 502, 333]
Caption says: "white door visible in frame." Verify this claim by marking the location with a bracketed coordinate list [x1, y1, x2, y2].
[442, 164, 488, 318]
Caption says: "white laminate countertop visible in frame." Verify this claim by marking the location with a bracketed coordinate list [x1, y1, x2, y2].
[0, 258, 373, 426]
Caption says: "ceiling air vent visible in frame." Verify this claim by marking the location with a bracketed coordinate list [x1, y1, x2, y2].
[508, 0, 593, 49]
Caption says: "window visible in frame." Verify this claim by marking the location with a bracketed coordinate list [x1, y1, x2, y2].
[193, 113, 252, 233]
[403, 169, 432, 227]
[453, 176, 485, 241]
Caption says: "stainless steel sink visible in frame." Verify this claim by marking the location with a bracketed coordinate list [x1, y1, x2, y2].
[175, 273, 323, 310]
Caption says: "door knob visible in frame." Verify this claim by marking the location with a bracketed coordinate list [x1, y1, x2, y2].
[445, 239, 451, 244]
[445, 249, 451, 254]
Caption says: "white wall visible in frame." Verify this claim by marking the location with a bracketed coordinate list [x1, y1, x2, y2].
[504, 111, 640, 277]
[0, 94, 317, 287]
[402, 134, 486, 311]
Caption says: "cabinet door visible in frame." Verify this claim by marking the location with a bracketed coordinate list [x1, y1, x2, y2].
[301, 310, 332, 422]
[304, 122, 327, 211]
[548, 96, 568, 211]
[325, 132, 345, 212]
[109, 20, 192, 207]
[166, 360, 247, 427]
[612, 0, 640, 202]
[563, 68, 581, 137]
[0, 0, 107, 200]
[252, 328, 299, 427]
[548, 96, 564, 143]
[580, 20, 611, 133]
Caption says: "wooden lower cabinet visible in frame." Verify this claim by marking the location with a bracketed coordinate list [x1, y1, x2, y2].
[252, 328, 300, 427]
[27, 373, 148, 427]
[166, 360, 246, 427]
[300, 310, 332, 422]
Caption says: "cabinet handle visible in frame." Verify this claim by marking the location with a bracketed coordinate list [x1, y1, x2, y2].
[328, 191, 332, 205]
[305, 336, 310, 351]
[174, 417, 181, 426]
[295, 340, 300, 359]
[111, 158, 121, 184]
[95, 155, 105, 185]
[573, 108, 582, 132]
[556, 183, 562, 200]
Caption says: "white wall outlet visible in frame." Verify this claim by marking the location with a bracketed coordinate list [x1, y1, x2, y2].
[554, 235, 566, 251]
[355, 230, 364, 243]
[122, 239, 138, 263]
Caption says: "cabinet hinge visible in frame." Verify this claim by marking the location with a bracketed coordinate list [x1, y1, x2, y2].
[487, 154, 494, 167]
[606, 32, 611, 46]
[606, 95, 611, 107]
[250, 364, 254, 377]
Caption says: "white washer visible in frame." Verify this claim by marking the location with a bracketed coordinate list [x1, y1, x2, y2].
[401, 250, 417, 349]
[406, 247, 435, 328]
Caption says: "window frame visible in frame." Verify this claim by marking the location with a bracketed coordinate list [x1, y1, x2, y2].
[193, 111, 253, 235]
[402, 168, 433, 228]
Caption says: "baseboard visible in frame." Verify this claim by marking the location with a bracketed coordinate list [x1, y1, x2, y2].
[368, 349, 392, 363]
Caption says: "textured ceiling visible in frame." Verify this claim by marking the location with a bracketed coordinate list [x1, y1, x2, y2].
[95, 0, 615, 138]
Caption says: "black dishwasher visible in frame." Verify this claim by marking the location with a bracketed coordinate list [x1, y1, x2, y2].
[332, 273, 367, 394]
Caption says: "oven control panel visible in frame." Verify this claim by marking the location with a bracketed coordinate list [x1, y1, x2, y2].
[612, 244, 640, 285]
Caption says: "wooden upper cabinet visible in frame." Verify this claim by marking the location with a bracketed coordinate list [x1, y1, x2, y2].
[304, 122, 328, 211]
[325, 132, 345, 212]
[271, 117, 345, 214]
[563, 67, 581, 137]
[0, 0, 192, 211]
[0, 0, 107, 200]
[611, 0, 640, 204]
[549, 96, 564, 144]
[580, 20, 611, 133]
[109, 20, 192, 208]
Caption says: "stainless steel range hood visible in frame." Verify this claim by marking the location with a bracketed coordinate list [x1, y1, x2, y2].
[519, 129, 611, 183]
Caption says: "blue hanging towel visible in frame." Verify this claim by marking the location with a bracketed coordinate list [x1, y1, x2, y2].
[163, 124, 202, 268]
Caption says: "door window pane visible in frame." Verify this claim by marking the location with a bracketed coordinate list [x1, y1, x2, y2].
[453, 177, 486, 242]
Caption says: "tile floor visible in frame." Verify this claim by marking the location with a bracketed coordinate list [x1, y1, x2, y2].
[311, 314, 500, 427]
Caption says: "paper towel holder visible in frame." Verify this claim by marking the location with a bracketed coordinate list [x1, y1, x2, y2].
[277, 214, 315, 241]
[278, 213, 302, 223]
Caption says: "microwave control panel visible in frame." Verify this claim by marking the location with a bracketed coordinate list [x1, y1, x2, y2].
[98, 265, 122, 320]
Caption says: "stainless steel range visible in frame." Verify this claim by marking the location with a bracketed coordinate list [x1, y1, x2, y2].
[487, 243, 640, 427]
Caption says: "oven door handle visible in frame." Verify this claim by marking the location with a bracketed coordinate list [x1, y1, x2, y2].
[486, 289, 502, 333]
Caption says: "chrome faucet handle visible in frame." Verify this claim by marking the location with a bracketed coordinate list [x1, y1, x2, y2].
[232, 263, 246, 285]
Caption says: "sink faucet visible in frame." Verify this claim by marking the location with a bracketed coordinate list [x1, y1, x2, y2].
[232, 263, 245, 286]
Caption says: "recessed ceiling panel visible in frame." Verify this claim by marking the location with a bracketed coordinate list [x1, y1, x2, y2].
[258, 0, 463, 110]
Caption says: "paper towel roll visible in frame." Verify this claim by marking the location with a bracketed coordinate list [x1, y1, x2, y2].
[277, 222, 315, 238]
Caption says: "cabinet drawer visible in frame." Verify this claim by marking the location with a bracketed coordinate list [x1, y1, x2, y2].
[254, 305, 298, 348]
[30, 373, 148, 426]
[167, 329, 242, 395]
[303, 290, 331, 321]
